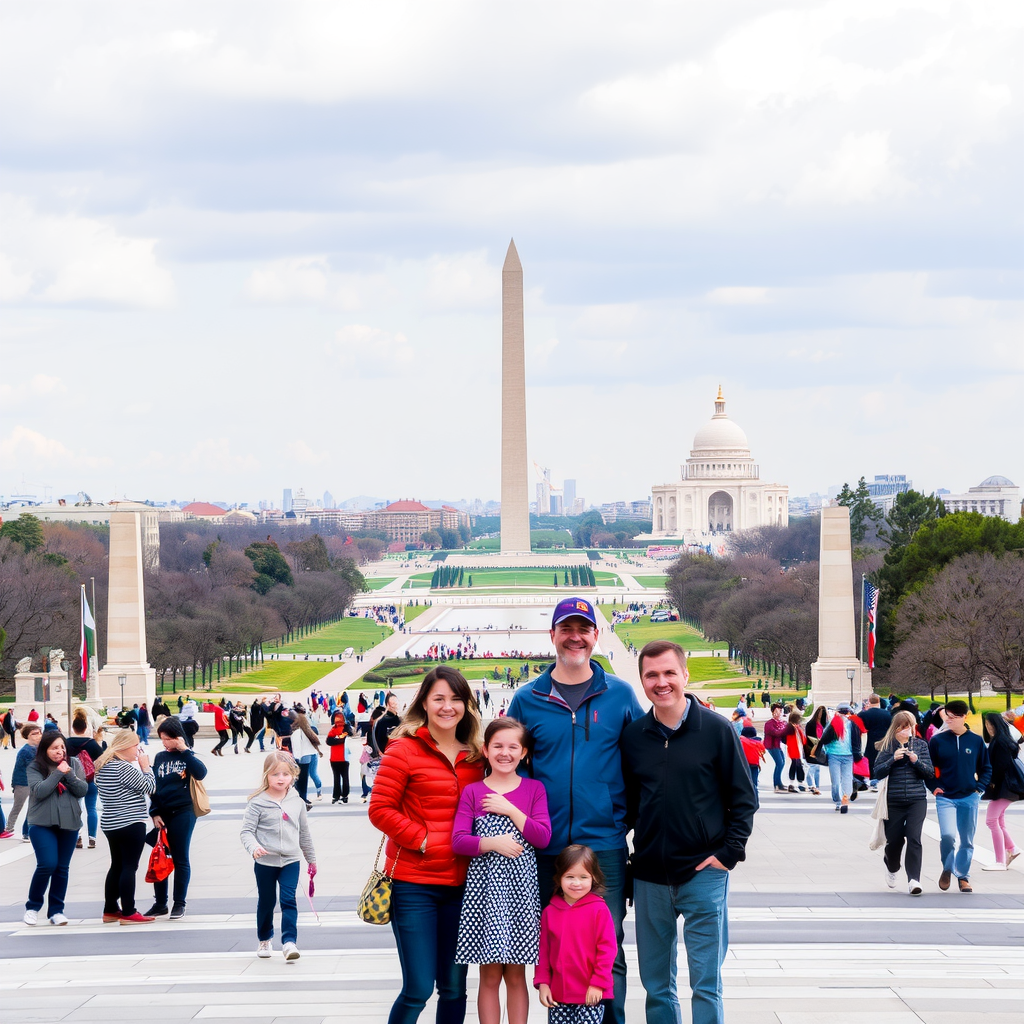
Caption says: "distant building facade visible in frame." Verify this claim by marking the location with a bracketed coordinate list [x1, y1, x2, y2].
[866, 474, 912, 514]
[941, 476, 1021, 522]
[651, 387, 788, 538]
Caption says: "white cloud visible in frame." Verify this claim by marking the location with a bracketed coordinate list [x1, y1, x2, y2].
[0, 195, 174, 308]
[0, 425, 112, 469]
[422, 250, 498, 311]
[0, 374, 68, 405]
[325, 324, 414, 378]
[707, 287, 770, 305]
[286, 440, 329, 465]
[241, 256, 392, 311]
[789, 132, 910, 206]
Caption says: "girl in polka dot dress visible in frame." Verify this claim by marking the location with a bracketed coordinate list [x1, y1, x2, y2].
[453, 718, 552, 1024]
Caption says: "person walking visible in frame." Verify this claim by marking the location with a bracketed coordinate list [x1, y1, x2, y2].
[94, 729, 157, 924]
[859, 694, 891, 790]
[247, 698, 267, 752]
[229, 702, 250, 754]
[762, 704, 788, 794]
[784, 710, 807, 793]
[980, 712, 1022, 872]
[874, 710, 934, 895]
[453, 718, 552, 1024]
[534, 845, 617, 1024]
[136, 703, 152, 746]
[804, 705, 828, 796]
[368, 666, 485, 1024]
[507, 597, 644, 1024]
[6, 724, 43, 841]
[288, 705, 322, 807]
[326, 711, 354, 804]
[66, 709, 104, 851]
[2, 708, 18, 749]
[819, 703, 862, 813]
[373, 691, 402, 756]
[929, 700, 991, 892]
[23, 731, 89, 925]
[145, 718, 208, 920]
[211, 701, 230, 757]
[240, 752, 317, 961]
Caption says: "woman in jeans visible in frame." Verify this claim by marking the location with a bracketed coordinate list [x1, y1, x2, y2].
[145, 718, 208, 919]
[23, 731, 89, 925]
[805, 705, 828, 795]
[94, 728, 156, 924]
[874, 711, 934, 894]
[369, 666, 484, 1024]
[762, 703, 788, 793]
[819, 703, 861, 813]
[981, 712, 1022, 870]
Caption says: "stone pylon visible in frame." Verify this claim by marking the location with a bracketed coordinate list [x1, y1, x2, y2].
[500, 239, 532, 554]
[97, 511, 156, 710]
[810, 506, 870, 708]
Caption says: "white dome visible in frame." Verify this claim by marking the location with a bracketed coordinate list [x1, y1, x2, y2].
[980, 475, 1015, 487]
[692, 417, 749, 451]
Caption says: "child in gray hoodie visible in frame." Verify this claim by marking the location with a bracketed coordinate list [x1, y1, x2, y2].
[240, 752, 316, 961]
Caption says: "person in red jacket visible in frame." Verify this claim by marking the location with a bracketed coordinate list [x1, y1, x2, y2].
[535, 844, 616, 1023]
[762, 704, 788, 793]
[325, 712, 353, 804]
[211, 702, 230, 757]
[368, 666, 485, 1024]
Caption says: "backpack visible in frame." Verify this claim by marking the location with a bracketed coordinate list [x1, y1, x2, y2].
[76, 750, 96, 783]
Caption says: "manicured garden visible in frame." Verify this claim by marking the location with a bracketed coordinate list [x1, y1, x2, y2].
[631, 575, 668, 588]
[350, 654, 614, 689]
[603, 607, 727, 652]
[363, 577, 397, 591]
[271, 617, 393, 655]
[404, 567, 621, 590]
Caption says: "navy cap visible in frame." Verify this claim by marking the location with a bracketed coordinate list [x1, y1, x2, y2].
[552, 597, 598, 629]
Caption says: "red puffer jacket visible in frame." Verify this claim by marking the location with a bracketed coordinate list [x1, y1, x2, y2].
[368, 726, 485, 886]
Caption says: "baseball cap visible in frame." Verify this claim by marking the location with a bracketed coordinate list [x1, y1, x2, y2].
[552, 597, 598, 629]
[836, 702, 852, 713]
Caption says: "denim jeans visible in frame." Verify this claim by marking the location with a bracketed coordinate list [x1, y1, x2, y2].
[537, 847, 627, 1024]
[308, 754, 322, 796]
[27, 825, 79, 916]
[766, 747, 785, 789]
[153, 809, 197, 908]
[81, 781, 98, 839]
[248, 726, 266, 752]
[634, 869, 730, 1024]
[254, 859, 299, 944]
[388, 879, 467, 1024]
[806, 764, 821, 790]
[828, 754, 853, 805]
[936, 791, 981, 878]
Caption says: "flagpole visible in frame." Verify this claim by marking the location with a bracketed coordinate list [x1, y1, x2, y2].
[858, 574, 866, 700]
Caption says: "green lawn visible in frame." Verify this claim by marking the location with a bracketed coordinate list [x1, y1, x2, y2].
[166, 661, 339, 697]
[632, 575, 668, 588]
[363, 577, 397, 591]
[403, 604, 430, 623]
[349, 654, 614, 690]
[603, 609, 728, 652]
[683, 658, 745, 684]
[272, 617, 393, 655]
[404, 568, 620, 590]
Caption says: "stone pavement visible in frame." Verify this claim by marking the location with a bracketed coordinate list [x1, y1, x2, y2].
[2, 737, 1022, 1024]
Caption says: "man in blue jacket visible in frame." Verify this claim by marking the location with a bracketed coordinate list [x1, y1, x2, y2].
[508, 596, 643, 1024]
[928, 699, 991, 893]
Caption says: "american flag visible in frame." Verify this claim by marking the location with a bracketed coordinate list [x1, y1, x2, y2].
[864, 580, 879, 669]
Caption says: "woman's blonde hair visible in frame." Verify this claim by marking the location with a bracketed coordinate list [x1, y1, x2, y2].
[94, 726, 141, 772]
[876, 710, 918, 752]
[391, 665, 482, 759]
[248, 751, 299, 800]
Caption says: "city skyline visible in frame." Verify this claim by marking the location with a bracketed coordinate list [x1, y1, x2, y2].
[2, 4, 1021, 505]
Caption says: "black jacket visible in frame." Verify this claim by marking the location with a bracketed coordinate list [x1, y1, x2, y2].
[622, 696, 757, 886]
[984, 738, 1023, 803]
[874, 736, 933, 802]
[373, 711, 401, 756]
[859, 708, 891, 757]
[150, 748, 209, 819]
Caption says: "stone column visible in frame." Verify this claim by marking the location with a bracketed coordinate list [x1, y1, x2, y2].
[97, 511, 156, 711]
[500, 239, 532, 554]
[810, 506, 870, 708]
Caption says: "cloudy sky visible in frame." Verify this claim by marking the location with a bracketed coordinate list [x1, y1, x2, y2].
[2, 0, 1021, 510]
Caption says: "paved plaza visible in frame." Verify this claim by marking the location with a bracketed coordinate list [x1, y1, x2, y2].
[2, 734, 1022, 1024]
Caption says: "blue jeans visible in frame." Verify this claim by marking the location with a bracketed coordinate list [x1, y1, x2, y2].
[308, 754, 322, 796]
[81, 781, 98, 839]
[936, 792, 980, 878]
[153, 809, 197, 908]
[254, 859, 299, 944]
[27, 825, 79, 916]
[828, 754, 853, 805]
[767, 748, 785, 789]
[138, 726, 149, 745]
[806, 764, 821, 790]
[634, 869, 730, 1024]
[537, 847, 627, 1024]
[388, 879, 467, 1024]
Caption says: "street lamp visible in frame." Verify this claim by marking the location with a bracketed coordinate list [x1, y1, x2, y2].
[846, 668, 855, 705]
[118, 674, 127, 711]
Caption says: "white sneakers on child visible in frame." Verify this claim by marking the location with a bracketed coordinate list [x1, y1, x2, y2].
[283, 942, 300, 961]
[257, 941, 272, 958]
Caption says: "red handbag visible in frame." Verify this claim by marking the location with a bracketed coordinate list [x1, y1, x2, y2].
[145, 829, 174, 883]
[852, 756, 871, 778]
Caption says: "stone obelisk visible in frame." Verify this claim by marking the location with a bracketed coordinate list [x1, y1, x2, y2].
[810, 505, 869, 707]
[500, 239, 531, 554]
[97, 511, 157, 709]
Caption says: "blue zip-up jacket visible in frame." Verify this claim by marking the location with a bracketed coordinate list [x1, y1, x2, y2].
[928, 728, 991, 799]
[12, 743, 37, 787]
[508, 660, 644, 855]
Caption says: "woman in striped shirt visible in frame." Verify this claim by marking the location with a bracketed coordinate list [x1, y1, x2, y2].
[94, 729, 156, 924]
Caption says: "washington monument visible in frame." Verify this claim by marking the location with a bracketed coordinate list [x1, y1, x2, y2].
[500, 239, 531, 553]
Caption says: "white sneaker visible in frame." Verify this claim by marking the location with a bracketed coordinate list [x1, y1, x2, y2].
[981, 863, 1007, 871]
[50, 913, 69, 926]
[256, 940, 272, 958]
[23, 909, 38, 925]
[909, 880, 922, 896]
[283, 941, 300, 961]
[885, 869, 897, 889]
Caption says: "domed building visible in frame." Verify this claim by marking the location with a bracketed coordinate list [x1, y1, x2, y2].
[651, 387, 788, 538]
[940, 476, 1021, 522]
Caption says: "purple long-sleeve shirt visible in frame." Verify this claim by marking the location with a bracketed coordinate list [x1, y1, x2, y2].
[451, 777, 552, 856]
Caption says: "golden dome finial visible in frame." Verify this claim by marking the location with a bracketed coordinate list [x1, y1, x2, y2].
[716, 383, 724, 401]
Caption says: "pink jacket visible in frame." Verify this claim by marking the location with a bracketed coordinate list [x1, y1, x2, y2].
[535, 892, 616, 1004]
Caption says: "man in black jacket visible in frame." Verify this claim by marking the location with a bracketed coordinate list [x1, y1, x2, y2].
[622, 640, 756, 1024]
[859, 694, 892, 789]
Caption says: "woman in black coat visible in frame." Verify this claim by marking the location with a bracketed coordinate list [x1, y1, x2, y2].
[981, 713, 1022, 871]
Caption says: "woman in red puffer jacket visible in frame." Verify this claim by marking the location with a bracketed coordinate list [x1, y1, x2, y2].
[369, 665, 484, 1024]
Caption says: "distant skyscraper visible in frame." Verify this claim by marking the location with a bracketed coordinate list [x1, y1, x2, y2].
[324, 490, 335, 509]
[283, 488, 293, 513]
[563, 479, 576, 515]
[535, 467, 552, 516]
